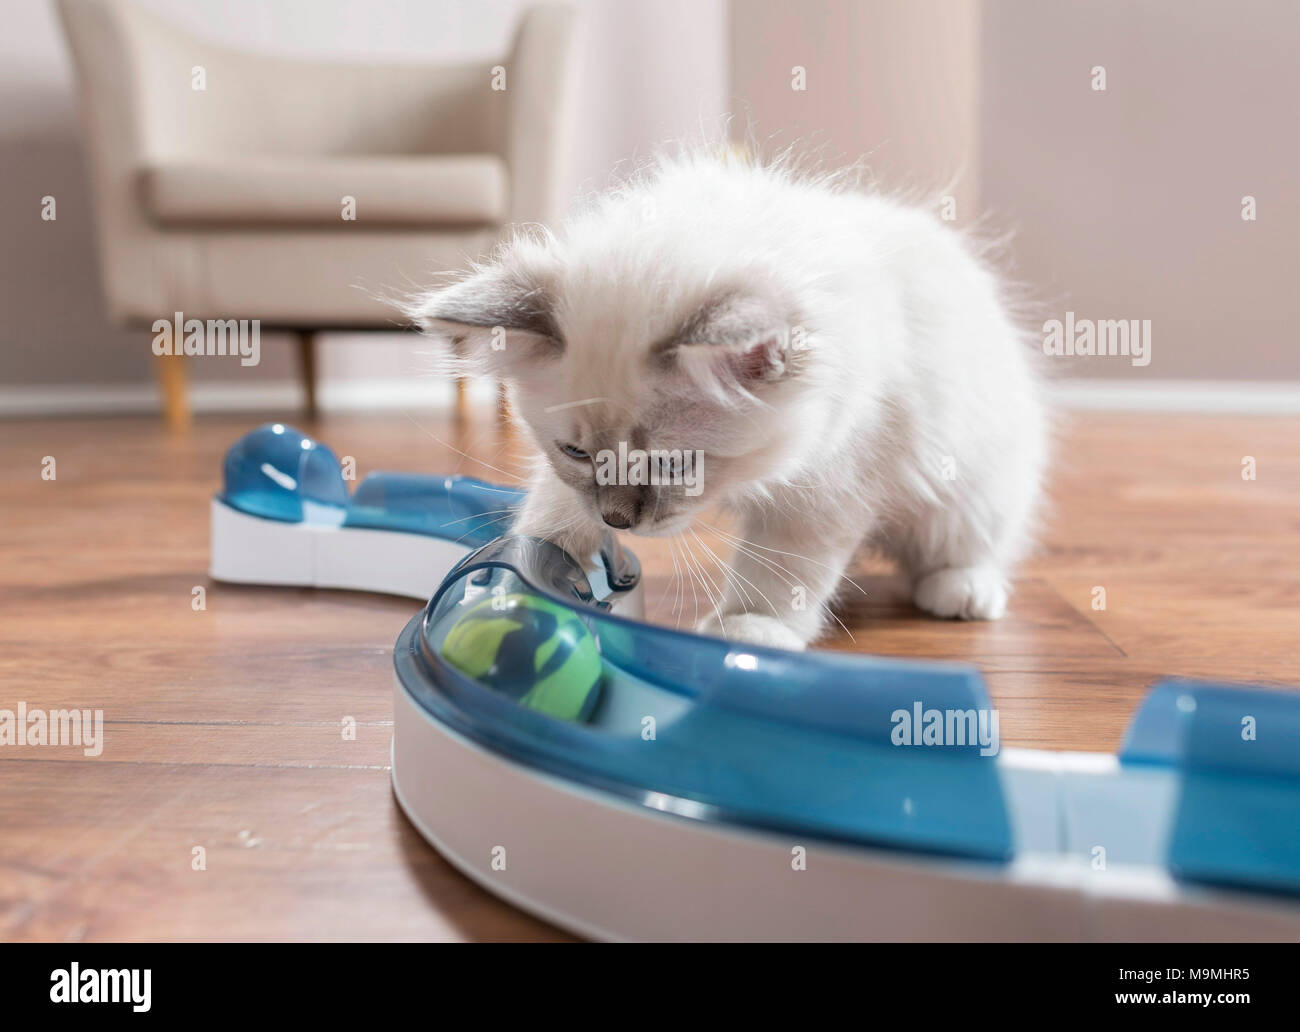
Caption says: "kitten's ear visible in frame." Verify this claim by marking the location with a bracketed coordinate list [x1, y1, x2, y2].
[659, 292, 794, 401]
[406, 242, 562, 377]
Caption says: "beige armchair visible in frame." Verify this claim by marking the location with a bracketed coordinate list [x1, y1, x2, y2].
[57, 0, 579, 427]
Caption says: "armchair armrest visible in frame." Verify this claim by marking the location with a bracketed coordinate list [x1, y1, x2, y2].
[503, 5, 581, 227]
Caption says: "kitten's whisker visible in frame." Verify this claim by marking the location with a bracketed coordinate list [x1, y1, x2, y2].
[696, 531, 754, 610]
[686, 525, 747, 607]
[449, 511, 518, 544]
[677, 534, 707, 629]
[698, 520, 869, 597]
[677, 535, 701, 629]
[690, 526, 782, 620]
[682, 532, 729, 615]
[402, 411, 524, 484]
[676, 538, 686, 626]
[698, 523, 857, 642]
[655, 532, 682, 620]
[673, 537, 687, 627]
[436, 506, 520, 529]
[679, 533, 726, 631]
[702, 528, 800, 595]
[543, 397, 610, 413]
[459, 482, 530, 496]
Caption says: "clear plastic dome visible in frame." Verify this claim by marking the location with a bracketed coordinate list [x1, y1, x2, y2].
[219, 423, 348, 524]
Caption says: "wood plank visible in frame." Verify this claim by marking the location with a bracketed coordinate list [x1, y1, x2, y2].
[2, 409, 1297, 940]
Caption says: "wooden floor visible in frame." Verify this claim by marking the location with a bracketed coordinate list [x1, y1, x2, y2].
[2, 407, 1297, 941]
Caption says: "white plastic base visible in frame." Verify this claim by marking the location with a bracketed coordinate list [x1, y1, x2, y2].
[210, 498, 472, 600]
[391, 678, 1300, 942]
[210, 498, 647, 618]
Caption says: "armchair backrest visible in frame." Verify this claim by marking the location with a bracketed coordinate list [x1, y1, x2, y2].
[56, 0, 580, 320]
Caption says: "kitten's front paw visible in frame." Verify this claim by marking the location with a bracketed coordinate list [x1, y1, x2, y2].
[912, 566, 1008, 620]
[697, 612, 808, 651]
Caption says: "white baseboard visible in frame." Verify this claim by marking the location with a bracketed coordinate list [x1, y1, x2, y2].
[1051, 379, 1300, 414]
[0, 376, 499, 418]
[1, 377, 1298, 418]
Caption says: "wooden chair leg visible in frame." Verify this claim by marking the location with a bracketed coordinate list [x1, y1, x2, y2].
[454, 377, 468, 424]
[154, 352, 190, 431]
[295, 331, 318, 420]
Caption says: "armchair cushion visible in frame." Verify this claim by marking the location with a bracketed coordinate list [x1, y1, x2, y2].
[140, 153, 508, 228]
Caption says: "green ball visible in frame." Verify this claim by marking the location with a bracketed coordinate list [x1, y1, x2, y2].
[439, 592, 603, 722]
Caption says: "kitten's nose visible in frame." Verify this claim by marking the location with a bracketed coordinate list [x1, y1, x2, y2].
[598, 484, 645, 530]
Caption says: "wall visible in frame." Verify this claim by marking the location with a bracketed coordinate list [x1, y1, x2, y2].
[728, 0, 980, 217]
[981, 0, 1300, 381]
[728, 0, 1300, 383]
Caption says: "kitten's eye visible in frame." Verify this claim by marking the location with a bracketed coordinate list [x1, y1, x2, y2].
[655, 451, 686, 476]
[558, 443, 589, 460]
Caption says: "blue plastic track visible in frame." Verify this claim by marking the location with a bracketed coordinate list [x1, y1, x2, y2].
[1123, 681, 1300, 894]
[216, 423, 1300, 893]
[219, 422, 524, 548]
[398, 535, 1014, 862]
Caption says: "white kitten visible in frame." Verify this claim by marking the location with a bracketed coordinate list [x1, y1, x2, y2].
[410, 150, 1048, 650]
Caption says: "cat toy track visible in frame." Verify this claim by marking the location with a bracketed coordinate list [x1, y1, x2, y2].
[211, 424, 1300, 942]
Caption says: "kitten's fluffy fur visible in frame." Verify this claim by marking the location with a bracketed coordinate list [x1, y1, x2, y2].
[411, 150, 1047, 650]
